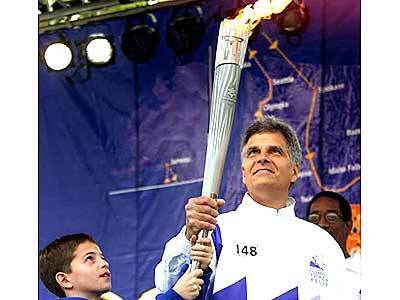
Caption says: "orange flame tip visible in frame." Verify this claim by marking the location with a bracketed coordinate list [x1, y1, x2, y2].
[234, 0, 292, 30]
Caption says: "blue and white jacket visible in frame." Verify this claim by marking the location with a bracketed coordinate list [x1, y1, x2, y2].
[155, 194, 350, 300]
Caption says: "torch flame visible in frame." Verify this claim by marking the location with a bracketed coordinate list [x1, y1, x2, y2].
[233, 0, 292, 30]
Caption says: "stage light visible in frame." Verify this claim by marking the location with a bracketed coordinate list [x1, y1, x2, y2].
[121, 13, 160, 63]
[273, 0, 310, 36]
[85, 34, 114, 66]
[44, 41, 73, 71]
[166, 5, 205, 56]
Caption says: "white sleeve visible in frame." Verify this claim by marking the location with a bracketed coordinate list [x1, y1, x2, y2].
[154, 226, 192, 292]
[299, 226, 351, 300]
[154, 226, 218, 294]
[321, 234, 352, 300]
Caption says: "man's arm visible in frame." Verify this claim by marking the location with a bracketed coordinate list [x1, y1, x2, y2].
[319, 231, 352, 300]
[155, 196, 224, 292]
[154, 226, 192, 292]
[154, 227, 218, 292]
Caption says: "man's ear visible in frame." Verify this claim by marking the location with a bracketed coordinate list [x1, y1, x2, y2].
[55, 272, 73, 290]
[290, 163, 299, 183]
[241, 166, 246, 184]
[345, 219, 353, 236]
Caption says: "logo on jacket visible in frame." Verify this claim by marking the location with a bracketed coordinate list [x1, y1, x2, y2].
[309, 256, 328, 288]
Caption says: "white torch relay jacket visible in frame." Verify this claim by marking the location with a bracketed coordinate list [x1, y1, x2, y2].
[344, 252, 361, 299]
[155, 193, 351, 300]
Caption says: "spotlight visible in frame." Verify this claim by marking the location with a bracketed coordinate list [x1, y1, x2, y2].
[43, 41, 73, 71]
[121, 13, 160, 63]
[85, 34, 114, 66]
[166, 6, 205, 56]
[273, 0, 310, 36]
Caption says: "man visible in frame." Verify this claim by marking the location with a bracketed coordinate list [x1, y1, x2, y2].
[306, 191, 361, 299]
[155, 116, 349, 300]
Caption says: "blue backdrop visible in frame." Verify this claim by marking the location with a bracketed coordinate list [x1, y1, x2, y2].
[39, 1, 360, 299]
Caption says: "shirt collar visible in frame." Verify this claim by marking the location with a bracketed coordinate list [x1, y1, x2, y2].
[238, 193, 296, 218]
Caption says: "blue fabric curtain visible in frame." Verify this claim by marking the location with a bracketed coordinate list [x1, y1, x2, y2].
[39, 1, 360, 299]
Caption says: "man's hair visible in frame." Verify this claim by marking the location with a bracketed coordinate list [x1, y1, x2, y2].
[39, 233, 97, 297]
[306, 191, 352, 222]
[241, 115, 302, 165]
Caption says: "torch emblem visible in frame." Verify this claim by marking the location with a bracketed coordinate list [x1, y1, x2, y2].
[223, 85, 238, 106]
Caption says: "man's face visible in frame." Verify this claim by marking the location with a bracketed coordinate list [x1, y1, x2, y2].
[241, 132, 299, 194]
[66, 241, 111, 298]
[308, 197, 352, 249]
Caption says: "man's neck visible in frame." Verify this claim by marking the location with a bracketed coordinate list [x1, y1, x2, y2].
[248, 190, 289, 209]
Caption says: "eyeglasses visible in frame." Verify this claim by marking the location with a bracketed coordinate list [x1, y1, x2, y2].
[308, 212, 343, 224]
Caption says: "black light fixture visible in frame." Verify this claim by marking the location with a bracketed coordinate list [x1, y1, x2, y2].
[273, 0, 310, 45]
[43, 38, 74, 71]
[166, 5, 205, 56]
[84, 33, 115, 66]
[38, 2, 46, 14]
[121, 13, 160, 63]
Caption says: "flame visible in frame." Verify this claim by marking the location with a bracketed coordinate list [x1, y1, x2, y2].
[233, 0, 292, 30]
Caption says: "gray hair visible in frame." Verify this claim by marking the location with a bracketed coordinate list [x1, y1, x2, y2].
[241, 115, 302, 165]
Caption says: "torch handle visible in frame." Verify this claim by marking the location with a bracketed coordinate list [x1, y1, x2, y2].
[190, 193, 218, 272]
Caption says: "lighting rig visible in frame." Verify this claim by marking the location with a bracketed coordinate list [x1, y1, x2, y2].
[39, 0, 310, 73]
[39, 0, 203, 72]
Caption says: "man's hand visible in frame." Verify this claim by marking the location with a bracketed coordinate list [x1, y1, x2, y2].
[190, 237, 213, 271]
[172, 266, 204, 300]
[184, 196, 225, 240]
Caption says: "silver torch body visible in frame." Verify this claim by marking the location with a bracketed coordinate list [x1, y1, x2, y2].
[191, 19, 251, 271]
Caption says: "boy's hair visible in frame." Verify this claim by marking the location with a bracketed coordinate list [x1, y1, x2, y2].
[39, 233, 97, 297]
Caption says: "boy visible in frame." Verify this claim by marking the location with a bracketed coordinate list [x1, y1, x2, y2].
[39, 233, 112, 300]
[39, 233, 212, 300]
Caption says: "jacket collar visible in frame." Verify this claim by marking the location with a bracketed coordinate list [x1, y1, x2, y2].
[238, 193, 296, 218]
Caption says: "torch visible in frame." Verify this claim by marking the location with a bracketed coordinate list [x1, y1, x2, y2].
[191, 0, 293, 271]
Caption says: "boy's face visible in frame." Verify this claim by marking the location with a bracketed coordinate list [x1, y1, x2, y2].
[64, 241, 111, 298]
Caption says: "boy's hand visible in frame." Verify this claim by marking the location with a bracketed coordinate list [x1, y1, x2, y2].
[173, 266, 204, 300]
[190, 236, 213, 271]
